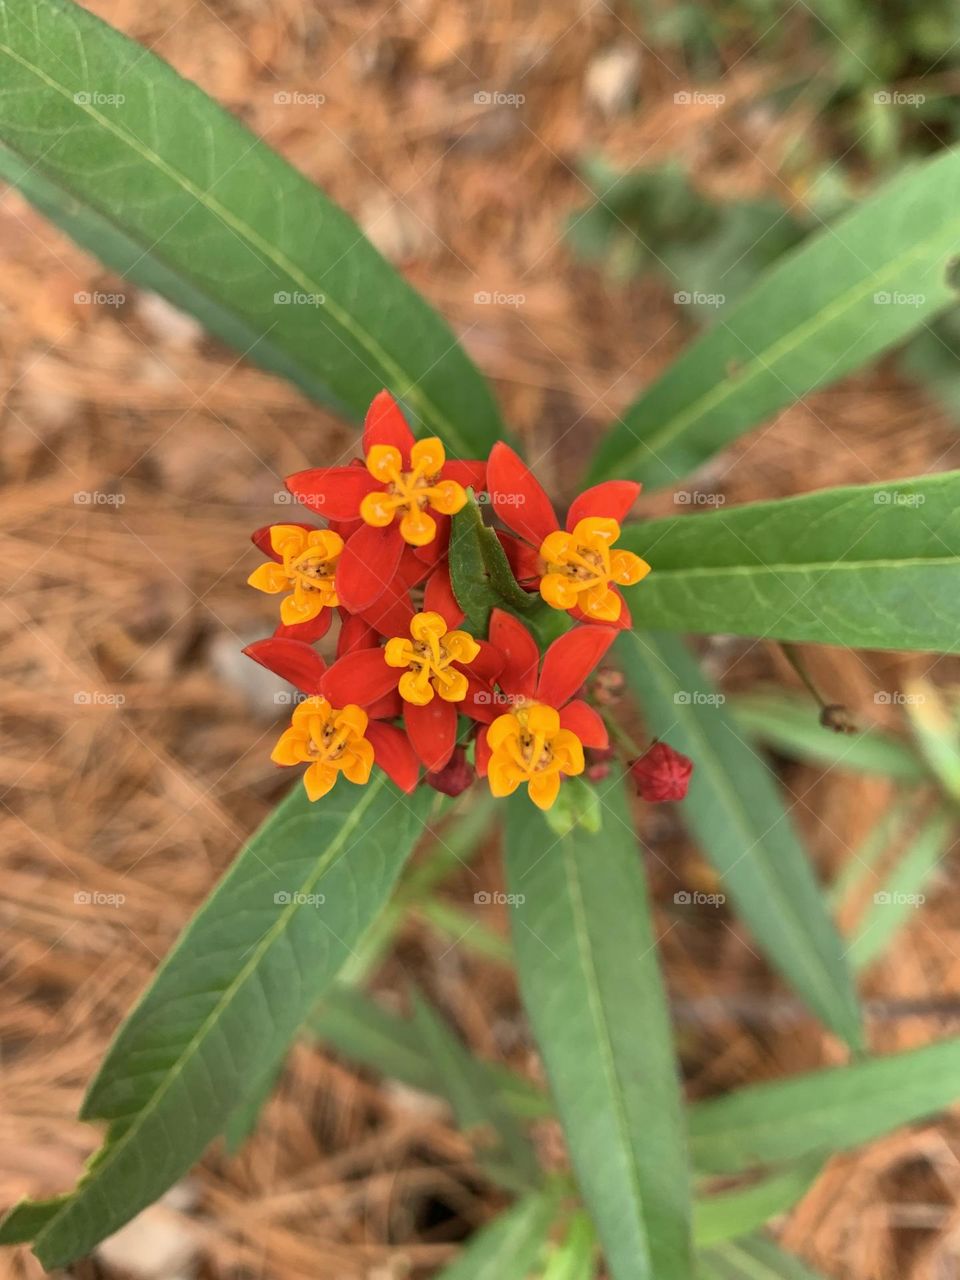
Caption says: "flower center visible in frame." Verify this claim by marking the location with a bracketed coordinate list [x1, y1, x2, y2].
[538, 517, 649, 622]
[485, 702, 586, 810]
[359, 438, 467, 546]
[384, 611, 480, 705]
[271, 696, 374, 802]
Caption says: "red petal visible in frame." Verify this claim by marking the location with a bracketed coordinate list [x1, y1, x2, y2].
[537, 625, 617, 708]
[496, 531, 542, 586]
[488, 608, 539, 699]
[368, 689, 403, 720]
[443, 459, 486, 494]
[251, 522, 317, 561]
[367, 722, 420, 793]
[461, 675, 499, 723]
[337, 612, 379, 658]
[243, 638, 326, 696]
[559, 699, 608, 749]
[321, 648, 397, 707]
[286, 466, 377, 519]
[404, 699, 457, 771]
[566, 480, 641, 529]
[274, 608, 333, 644]
[363, 390, 415, 463]
[360, 588, 415, 640]
[475, 725, 492, 778]
[467, 638, 503, 684]
[424, 564, 464, 628]
[336, 523, 404, 610]
[487, 442, 558, 546]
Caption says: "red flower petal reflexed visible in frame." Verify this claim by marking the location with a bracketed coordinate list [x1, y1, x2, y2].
[488, 608, 539, 700]
[474, 724, 493, 777]
[565, 480, 641, 529]
[242, 638, 326, 696]
[558, 699, 609, 749]
[630, 742, 693, 803]
[321, 647, 397, 707]
[274, 609, 334, 644]
[443, 459, 487, 494]
[496, 531, 542, 587]
[424, 563, 464, 628]
[285, 465, 378, 519]
[424, 745, 474, 797]
[536, 625, 617, 708]
[404, 699, 458, 771]
[367, 721, 420, 792]
[487, 442, 558, 547]
[337, 612, 379, 657]
[363, 389, 415, 463]
[336, 522, 405, 611]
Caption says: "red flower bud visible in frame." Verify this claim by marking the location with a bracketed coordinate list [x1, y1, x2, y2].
[424, 746, 475, 798]
[629, 741, 693, 802]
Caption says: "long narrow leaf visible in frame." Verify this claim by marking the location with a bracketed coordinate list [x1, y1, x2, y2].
[504, 779, 693, 1280]
[619, 631, 862, 1048]
[699, 1236, 826, 1279]
[438, 1189, 561, 1280]
[0, 778, 431, 1266]
[0, 0, 502, 455]
[619, 473, 960, 653]
[693, 1160, 821, 1246]
[589, 147, 960, 488]
[690, 1037, 960, 1172]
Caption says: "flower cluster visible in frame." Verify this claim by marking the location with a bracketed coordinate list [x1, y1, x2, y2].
[244, 391, 658, 811]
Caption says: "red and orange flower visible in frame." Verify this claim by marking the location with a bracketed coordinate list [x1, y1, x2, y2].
[243, 390, 678, 811]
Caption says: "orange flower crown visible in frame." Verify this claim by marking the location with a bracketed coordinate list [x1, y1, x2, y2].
[244, 391, 665, 812]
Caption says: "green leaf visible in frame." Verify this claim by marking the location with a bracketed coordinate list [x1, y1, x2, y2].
[692, 1160, 822, 1247]
[829, 800, 918, 909]
[699, 1236, 826, 1280]
[846, 805, 954, 971]
[504, 779, 694, 1280]
[903, 679, 960, 802]
[308, 985, 551, 1119]
[0, 0, 502, 456]
[438, 1189, 562, 1280]
[731, 692, 927, 783]
[690, 1036, 960, 1173]
[0, 777, 431, 1267]
[619, 631, 862, 1049]
[449, 495, 537, 633]
[588, 146, 960, 488]
[540, 1212, 596, 1280]
[618, 472, 960, 652]
[409, 990, 541, 1192]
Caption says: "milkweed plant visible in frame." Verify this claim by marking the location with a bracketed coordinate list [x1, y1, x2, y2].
[3, 0, 960, 1276]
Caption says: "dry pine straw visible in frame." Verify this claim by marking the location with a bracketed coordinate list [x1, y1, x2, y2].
[2, 0, 960, 1276]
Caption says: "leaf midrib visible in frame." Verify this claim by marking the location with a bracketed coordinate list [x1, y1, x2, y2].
[35, 775, 389, 1252]
[616, 211, 957, 475]
[0, 35, 475, 456]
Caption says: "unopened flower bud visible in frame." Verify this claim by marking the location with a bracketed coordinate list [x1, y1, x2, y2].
[629, 741, 693, 802]
[425, 746, 475, 797]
